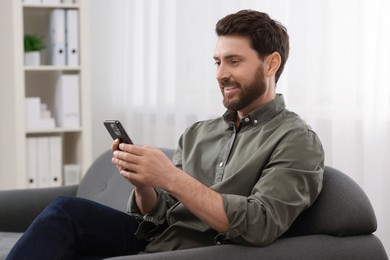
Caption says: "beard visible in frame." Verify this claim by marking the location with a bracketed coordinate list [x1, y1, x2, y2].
[220, 67, 266, 111]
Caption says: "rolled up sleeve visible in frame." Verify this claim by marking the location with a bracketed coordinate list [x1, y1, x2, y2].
[217, 129, 324, 246]
[128, 188, 178, 240]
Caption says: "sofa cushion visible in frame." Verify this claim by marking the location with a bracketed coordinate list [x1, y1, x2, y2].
[104, 234, 388, 260]
[0, 232, 23, 260]
[283, 166, 377, 237]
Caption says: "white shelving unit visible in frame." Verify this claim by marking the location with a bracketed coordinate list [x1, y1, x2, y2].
[0, 0, 91, 189]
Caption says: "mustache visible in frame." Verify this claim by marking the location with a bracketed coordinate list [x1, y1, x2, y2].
[220, 79, 240, 87]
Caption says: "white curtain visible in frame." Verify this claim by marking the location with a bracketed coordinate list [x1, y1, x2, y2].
[90, 0, 390, 253]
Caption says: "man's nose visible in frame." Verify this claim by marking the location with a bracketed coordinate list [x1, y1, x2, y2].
[216, 63, 230, 82]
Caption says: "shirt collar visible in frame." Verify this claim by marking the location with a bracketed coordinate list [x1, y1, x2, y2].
[223, 94, 286, 127]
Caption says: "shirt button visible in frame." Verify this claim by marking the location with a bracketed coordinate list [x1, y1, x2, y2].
[244, 118, 250, 123]
[254, 119, 258, 124]
[219, 162, 224, 167]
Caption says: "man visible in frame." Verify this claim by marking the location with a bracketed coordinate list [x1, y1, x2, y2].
[7, 9, 324, 259]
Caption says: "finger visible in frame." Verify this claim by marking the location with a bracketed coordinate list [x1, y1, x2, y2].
[120, 170, 142, 186]
[113, 149, 141, 164]
[118, 143, 145, 156]
[111, 139, 120, 152]
[112, 156, 140, 173]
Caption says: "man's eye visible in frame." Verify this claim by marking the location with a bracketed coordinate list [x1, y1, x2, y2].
[231, 59, 239, 65]
[214, 61, 220, 66]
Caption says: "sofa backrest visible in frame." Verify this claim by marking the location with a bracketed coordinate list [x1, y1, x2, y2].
[76, 148, 175, 212]
[283, 166, 377, 237]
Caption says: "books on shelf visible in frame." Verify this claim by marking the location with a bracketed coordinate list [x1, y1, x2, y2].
[26, 136, 63, 188]
[25, 97, 56, 129]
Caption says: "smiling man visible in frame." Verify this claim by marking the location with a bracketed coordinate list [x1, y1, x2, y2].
[7, 10, 324, 259]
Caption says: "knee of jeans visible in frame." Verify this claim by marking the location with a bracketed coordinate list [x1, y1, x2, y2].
[48, 196, 78, 212]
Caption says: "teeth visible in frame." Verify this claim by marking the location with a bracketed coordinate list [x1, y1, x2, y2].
[224, 86, 237, 90]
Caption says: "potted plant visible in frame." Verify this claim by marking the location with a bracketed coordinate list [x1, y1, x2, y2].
[24, 33, 45, 66]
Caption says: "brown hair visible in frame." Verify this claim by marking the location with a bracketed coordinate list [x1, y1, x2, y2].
[216, 10, 289, 83]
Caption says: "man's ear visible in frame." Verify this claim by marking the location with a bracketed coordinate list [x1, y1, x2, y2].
[264, 52, 281, 78]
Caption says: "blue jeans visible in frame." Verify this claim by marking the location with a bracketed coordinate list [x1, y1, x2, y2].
[6, 196, 146, 260]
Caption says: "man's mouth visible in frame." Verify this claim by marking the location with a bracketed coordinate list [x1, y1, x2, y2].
[223, 85, 239, 94]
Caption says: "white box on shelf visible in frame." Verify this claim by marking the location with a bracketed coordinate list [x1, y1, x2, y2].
[55, 74, 80, 128]
[64, 164, 80, 185]
[25, 97, 41, 128]
[26, 97, 56, 129]
[39, 118, 56, 128]
[40, 103, 52, 119]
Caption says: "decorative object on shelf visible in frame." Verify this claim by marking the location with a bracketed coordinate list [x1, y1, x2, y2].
[24, 33, 45, 66]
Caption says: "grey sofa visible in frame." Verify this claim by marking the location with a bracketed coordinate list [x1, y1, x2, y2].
[0, 148, 388, 260]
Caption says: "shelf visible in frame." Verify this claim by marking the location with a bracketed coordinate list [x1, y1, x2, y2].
[23, 3, 80, 9]
[24, 65, 81, 71]
[26, 127, 83, 134]
[0, 0, 91, 190]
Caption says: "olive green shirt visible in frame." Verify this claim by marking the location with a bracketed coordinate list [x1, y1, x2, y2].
[128, 94, 324, 252]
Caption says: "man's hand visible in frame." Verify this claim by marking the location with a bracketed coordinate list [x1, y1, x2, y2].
[111, 142, 229, 233]
[112, 143, 179, 190]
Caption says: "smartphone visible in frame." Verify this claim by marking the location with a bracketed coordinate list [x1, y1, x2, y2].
[104, 120, 133, 144]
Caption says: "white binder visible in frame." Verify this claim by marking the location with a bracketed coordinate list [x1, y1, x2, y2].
[26, 137, 38, 188]
[49, 136, 63, 187]
[49, 9, 66, 66]
[55, 74, 80, 128]
[37, 137, 50, 187]
[65, 9, 79, 66]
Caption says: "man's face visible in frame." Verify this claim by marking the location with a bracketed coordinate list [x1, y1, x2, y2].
[213, 35, 267, 112]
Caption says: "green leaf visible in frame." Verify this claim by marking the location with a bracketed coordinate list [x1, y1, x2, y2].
[24, 34, 46, 52]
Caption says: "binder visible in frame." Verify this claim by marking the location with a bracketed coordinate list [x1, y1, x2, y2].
[49, 136, 63, 187]
[49, 9, 66, 66]
[26, 137, 38, 188]
[37, 137, 50, 187]
[55, 74, 80, 127]
[65, 9, 79, 66]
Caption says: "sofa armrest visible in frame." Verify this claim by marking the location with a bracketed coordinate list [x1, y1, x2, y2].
[0, 185, 78, 232]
